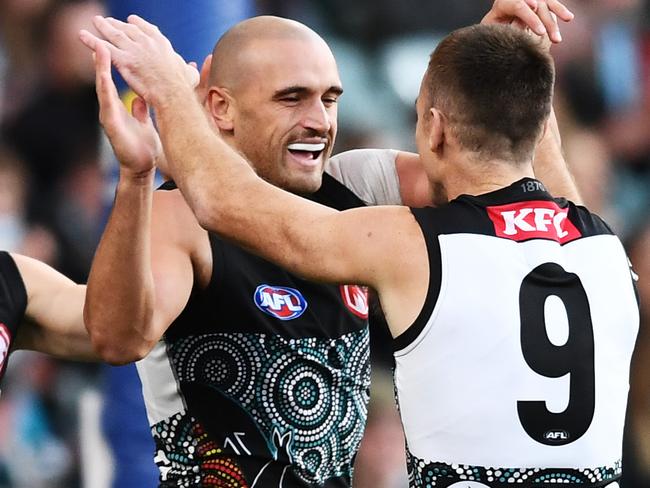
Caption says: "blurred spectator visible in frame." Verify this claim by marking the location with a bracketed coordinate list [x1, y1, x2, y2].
[0, 0, 54, 119]
[0, 353, 75, 487]
[1, 0, 106, 282]
[0, 144, 58, 262]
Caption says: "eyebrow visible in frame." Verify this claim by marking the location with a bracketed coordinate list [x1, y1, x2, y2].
[273, 85, 344, 99]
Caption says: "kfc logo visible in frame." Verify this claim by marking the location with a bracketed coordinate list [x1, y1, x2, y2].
[487, 200, 581, 244]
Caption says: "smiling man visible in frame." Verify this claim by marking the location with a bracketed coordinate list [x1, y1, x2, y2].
[82, 2, 580, 487]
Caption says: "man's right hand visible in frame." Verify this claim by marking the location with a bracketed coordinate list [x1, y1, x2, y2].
[93, 39, 161, 178]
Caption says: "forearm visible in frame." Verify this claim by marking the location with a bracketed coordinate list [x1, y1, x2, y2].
[533, 108, 582, 204]
[84, 171, 157, 364]
[17, 283, 98, 361]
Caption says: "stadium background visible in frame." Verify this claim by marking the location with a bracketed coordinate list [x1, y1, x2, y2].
[0, 0, 648, 486]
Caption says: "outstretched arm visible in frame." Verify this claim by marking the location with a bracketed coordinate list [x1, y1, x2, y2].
[11, 254, 96, 361]
[83, 39, 201, 364]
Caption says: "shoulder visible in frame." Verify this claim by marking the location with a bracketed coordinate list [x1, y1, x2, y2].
[152, 186, 213, 287]
[0, 252, 27, 302]
[565, 200, 616, 238]
[326, 149, 401, 206]
[153, 186, 203, 234]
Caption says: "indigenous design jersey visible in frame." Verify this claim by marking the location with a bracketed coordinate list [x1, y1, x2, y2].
[0, 252, 27, 385]
[138, 174, 370, 487]
[395, 179, 639, 488]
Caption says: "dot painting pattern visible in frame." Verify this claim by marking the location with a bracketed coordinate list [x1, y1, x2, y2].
[152, 414, 249, 487]
[153, 328, 370, 485]
[407, 452, 622, 487]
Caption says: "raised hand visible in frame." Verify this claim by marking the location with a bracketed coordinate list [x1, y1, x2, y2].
[483, 0, 574, 43]
[80, 15, 198, 107]
[93, 41, 161, 177]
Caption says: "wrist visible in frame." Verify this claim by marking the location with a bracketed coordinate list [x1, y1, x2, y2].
[118, 167, 156, 187]
[150, 78, 195, 112]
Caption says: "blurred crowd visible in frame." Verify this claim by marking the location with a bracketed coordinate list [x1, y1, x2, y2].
[0, 0, 647, 487]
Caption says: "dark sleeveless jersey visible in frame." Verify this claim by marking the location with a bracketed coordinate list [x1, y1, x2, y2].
[0, 252, 28, 385]
[394, 179, 639, 488]
[137, 174, 371, 487]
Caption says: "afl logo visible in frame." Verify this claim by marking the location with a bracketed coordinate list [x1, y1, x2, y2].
[340, 285, 368, 319]
[254, 285, 308, 321]
[544, 429, 570, 443]
[0, 323, 10, 370]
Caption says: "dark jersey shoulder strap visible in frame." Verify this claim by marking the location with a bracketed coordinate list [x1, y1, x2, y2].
[0, 252, 28, 329]
[0, 251, 28, 380]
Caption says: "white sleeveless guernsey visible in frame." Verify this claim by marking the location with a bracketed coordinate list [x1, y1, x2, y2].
[395, 179, 639, 488]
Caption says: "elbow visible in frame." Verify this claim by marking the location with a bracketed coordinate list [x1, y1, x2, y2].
[190, 191, 222, 232]
[84, 314, 153, 365]
[90, 335, 152, 365]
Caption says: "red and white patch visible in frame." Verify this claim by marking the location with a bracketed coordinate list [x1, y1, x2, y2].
[340, 285, 369, 319]
[0, 324, 11, 371]
[487, 200, 581, 244]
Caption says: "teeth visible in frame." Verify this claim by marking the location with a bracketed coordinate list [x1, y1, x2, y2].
[287, 143, 325, 152]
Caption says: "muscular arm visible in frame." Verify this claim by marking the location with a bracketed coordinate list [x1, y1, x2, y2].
[84, 175, 203, 365]
[11, 254, 96, 360]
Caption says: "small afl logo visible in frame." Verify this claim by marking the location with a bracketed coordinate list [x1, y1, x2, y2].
[544, 429, 570, 443]
[254, 285, 307, 321]
[0, 323, 11, 369]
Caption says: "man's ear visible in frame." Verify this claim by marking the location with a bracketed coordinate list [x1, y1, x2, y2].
[206, 87, 235, 132]
[428, 107, 445, 154]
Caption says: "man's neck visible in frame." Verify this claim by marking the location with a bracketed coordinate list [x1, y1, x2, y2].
[442, 153, 535, 201]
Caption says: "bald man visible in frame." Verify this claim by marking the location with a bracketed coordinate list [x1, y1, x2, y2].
[0, 252, 95, 389]
[83, 2, 576, 487]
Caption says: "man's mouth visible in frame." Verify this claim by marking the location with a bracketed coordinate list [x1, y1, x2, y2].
[287, 142, 326, 163]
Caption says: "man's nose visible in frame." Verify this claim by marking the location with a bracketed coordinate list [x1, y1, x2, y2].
[302, 99, 331, 133]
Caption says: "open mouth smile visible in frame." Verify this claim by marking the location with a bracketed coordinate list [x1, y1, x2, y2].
[287, 142, 326, 164]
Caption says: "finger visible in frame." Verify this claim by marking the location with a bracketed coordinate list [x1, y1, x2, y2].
[200, 54, 213, 82]
[185, 63, 200, 88]
[546, 0, 574, 22]
[81, 29, 128, 72]
[131, 96, 151, 125]
[94, 42, 122, 123]
[524, 0, 539, 11]
[127, 14, 162, 38]
[512, 1, 546, 36]
[79, 29, 101, 52]
[93, 15, 135, 50]
[537, 2, 562, 43]
[105, 16, 147, 43]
